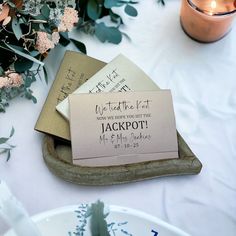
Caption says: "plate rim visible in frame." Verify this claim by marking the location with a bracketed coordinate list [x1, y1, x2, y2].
[5, 204, 189, 236]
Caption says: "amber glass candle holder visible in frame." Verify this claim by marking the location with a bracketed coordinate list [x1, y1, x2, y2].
[180, 0, 236, 43]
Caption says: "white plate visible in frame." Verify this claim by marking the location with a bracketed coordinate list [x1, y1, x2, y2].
[4, 205, 189, 236]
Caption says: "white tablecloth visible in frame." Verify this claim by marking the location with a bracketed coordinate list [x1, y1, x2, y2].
[1, 0, 236, 235]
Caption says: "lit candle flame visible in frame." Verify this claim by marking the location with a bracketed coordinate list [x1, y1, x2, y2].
[209, 0, 217, 15]
[211, 0, 217, 9]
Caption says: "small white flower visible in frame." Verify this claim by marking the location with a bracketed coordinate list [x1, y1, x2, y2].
[52, 32, 60, 45]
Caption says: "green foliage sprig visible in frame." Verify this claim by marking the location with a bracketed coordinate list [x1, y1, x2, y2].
[69, 200, 132, 236]
[90, 200, 110, 236]
[0, 68, 40, 112]
[0, 0, 166, 112]
[157, 0, 165, 6]
[0, 127, 15, 161]
[77, 0, 138, 44]
[0, 0, 139, 112]
[0, 0, 83, 112]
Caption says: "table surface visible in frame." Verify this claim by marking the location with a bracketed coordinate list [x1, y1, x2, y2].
[1, 1, 236, 235]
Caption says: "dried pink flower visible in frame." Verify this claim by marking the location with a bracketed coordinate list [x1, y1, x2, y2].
[7, 72, 23, 87]
[36, 31, 55, 54]
[0, 72, 23, 88]
[58, 7, 79, 32]
[0, 77, 9, 88]
[35, 31, 61, 54]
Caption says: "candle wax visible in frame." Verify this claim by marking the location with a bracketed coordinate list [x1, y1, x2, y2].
[190, 0, 236, 15]
[180, 0, 236, 42]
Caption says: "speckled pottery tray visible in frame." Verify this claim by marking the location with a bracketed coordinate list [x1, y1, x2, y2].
[43, 133, 202, 185]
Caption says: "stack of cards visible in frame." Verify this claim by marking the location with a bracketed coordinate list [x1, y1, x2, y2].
[36, 52, 179, 167]
[56, 54, 178, 166]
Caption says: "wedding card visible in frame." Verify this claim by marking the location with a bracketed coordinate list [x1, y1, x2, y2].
[35, 51, 105, 141]
[69, 91, 178, 167]
[56, 54, 159, 120]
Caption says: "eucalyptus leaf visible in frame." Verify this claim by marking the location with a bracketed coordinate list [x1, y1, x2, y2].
[70, 39, 87, 54]
[4, 43, 44, 66]
[18, 18, 24, 24]
[31, 95, 37, 103]
[10, 127, 15, 138]
[0, 105, 6, 112]
[60, 31, 69, 40]
[0, 66, 4, 76]
[24, 75, 35, 88]
[12, 17, 23, 40]
[158, 0, 165, 6]
[104, 0, 121, 8]
[24, 89, 37, 103]
[9, 144, 16, 148]
[39, 23, 46, 31]
[59, 32, 70, 46]
[31, 74, 36, 83]
[118, 0, 129, 3]
[24, 78, 31, 88]
[31, 22, 40, 31]
[6, 150, 11, 162]
[87, 0, 102, 20]
[95, 23, 122, 44]
[124, 4, 138, 17]
[109, 10, 121, 24]
[4, 44, 24, 52]
[85, 207, 92, 218]
[41, 4, 50, 19]
[0, 149, 8, 155]
[0, 126, 15, 161]
[122, 31, 131, 41]
[43, 66, 48, 84]
[33, 14, 47, 21]
[30, 50, 40, 57]
[14, 58, 34, 73]
[0, 43, 13, 53]
[0, 138, 9, 145]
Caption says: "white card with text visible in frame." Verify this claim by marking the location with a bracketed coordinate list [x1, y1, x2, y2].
[56, 54, 159, 120]
[69, 90, 178, 167]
